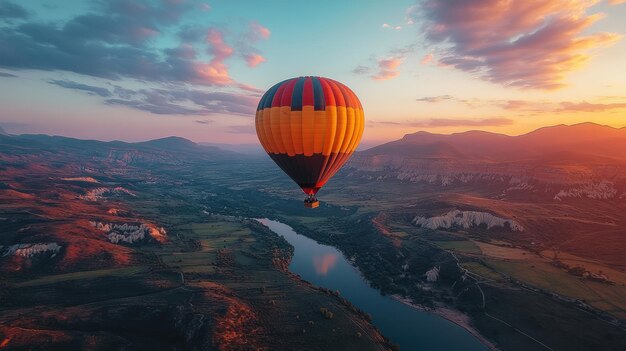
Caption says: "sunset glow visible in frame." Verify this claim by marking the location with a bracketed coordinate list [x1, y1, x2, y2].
[1, 0, 625, 146]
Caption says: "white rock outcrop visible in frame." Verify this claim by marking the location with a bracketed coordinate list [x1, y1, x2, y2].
[2, 243, 62, 258]
[413, 210, 523, 232]
[424, 266, 440, 282]
[554, 180, 618, 201]
[91, 221, 166, 244]
[81, 187, 134, 201]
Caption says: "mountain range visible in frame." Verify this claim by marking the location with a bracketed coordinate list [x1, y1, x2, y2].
[359, 122, 626, 162]
[2, 122, 625, 186]
[349, 123, 626, 190]
[0, 133, 241, 168]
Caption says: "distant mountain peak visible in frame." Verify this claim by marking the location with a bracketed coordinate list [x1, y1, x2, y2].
[149, 136, 195, 144]
[139, 136, 197, 149]
[360, 122, 626, 162]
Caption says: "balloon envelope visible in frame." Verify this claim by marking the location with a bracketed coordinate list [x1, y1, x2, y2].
[255, 76, 364, 195]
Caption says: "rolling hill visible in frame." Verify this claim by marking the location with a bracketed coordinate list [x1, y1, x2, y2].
[350, 123, 626, 189]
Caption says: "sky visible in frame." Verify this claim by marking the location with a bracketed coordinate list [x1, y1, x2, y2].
[0, 0, 625, 147]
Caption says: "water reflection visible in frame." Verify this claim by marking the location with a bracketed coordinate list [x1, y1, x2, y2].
[257, 218, 488, 351]
[313, 253, 338, 275]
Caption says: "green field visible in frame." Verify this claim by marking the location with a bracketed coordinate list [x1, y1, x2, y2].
[486, 259, 626, 319]
[15, 266, 149, 287]
[460, 262, 505, 282]
[432, 240, 483, 254]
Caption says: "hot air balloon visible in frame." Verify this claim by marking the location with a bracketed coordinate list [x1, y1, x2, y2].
[255, 76, 364, 208]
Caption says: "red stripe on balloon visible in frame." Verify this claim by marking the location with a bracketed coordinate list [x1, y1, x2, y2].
[318, 78, 336, 107]
[302, 76, 314, 107]
[280, 78, 297, 107]
[271, 81, 287, 107]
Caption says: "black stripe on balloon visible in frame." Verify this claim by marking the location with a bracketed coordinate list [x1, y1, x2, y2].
[268, 153, 347, 192]
[311, 77, 325, 111]
[290, 77, 305, 111]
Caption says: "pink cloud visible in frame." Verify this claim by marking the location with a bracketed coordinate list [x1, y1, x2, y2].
[420, 53, 433, 65]
[373, 70, 400, 80]
[379, 58, 403, 70]
[238, 21, 270, 68]
[206, 28, 233, 59]
[608, 0, 626, 4]
[416, 0, 621, 89]
[244, 53, 266, 67]
[193, 28, 234, 85]
[372, 57, 404, 80]
[248, 21, 271, 40]
[193, 62, 231, 85]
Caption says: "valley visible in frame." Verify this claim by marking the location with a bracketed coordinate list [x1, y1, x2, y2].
[0, 134, 392, 350]
[2, 123, 626, 350]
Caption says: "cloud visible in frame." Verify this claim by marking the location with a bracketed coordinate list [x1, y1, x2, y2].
[49, 79, 112, 97]
[372, 57, 404, 80]
[414, 0, 621, 89]
[497, 98, 626, 113]
[0, 1, 268, 119]
[498, 99, 555, 111]
[0, 1, 262, 90]
[0, 71, 17, 77]
[195, 119, 213, 124]
[0, 0, 28, 19]
[372, 45, 414, 80]
[354, 45, 413, 80]
[45, 78, 259, 117]
[352, 65, 371, 75]
[557, 101, 626, 112]
[106, 87, 258, 116]
[247, 21, 270, 41]
[177, 24, 206, 42]
[244, 53, 266, 67]
[106, 97, 206, 115]
[405, 5, 417, 25]
[428, 96, 626, 114]
[112, 85, 137, 99]
[236, 21, 270, 68]
[608, 0, 626, 4]
[377, 118, 514, 128]
[382, 23, 402, 30]
[502, 100, 534, 110]
[420, 53, 433, 65]
[416, 95, 454, 103]
[415, 95, 481, 107]
[195, 28, 234, 85]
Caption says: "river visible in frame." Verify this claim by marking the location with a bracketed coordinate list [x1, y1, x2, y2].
[256, 218, 489, 351]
